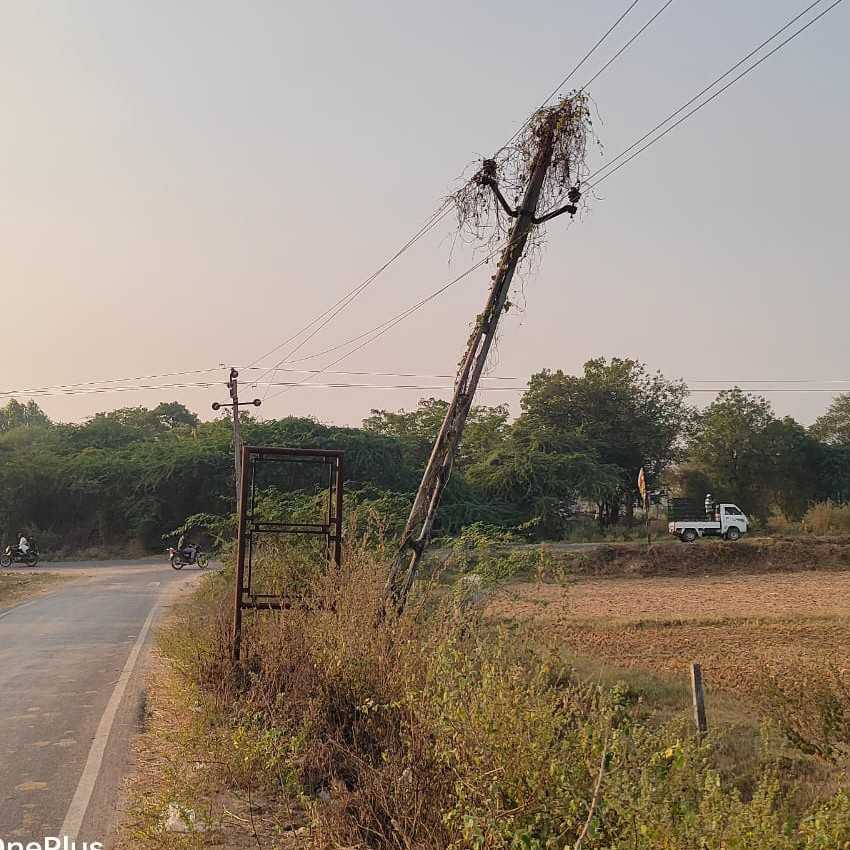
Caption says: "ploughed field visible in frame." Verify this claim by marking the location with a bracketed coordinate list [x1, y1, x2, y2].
[487, 538, 850, 720]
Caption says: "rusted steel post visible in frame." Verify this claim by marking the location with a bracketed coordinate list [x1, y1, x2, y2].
[333, 456, 344, 567]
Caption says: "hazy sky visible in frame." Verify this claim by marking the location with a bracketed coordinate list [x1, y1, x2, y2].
[3, 0, 848, 427]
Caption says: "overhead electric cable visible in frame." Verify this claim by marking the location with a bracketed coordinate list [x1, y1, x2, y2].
[251, 202, 454, 393]
[580, 0, 675, 91]
[0, 367, 223, 398]
[262, 252, 499, 401]
[270, 0, 844, 396]
[5, 381, 850, 400]
[502, 0, 644, 149]
[248, 0, 651, 382]
[584, 0, 834, 187]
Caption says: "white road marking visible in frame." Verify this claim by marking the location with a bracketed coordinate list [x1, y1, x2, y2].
[0, 599, 39, 621]
[60, 602, 158, 840]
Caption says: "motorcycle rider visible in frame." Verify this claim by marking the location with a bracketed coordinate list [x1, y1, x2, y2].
[18, 533, 30, 555]
[177, 533, 197, 562]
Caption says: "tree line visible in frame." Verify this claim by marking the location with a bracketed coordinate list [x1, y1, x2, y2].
[1, 358, 849, 552]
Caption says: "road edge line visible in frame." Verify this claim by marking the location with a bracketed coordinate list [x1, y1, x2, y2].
[0, 598, 41, 621]
[60, 602, 159, 840]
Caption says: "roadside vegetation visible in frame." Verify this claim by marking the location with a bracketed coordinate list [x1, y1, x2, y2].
[118, 529, 850, 850]
[4, 359, 850, 557]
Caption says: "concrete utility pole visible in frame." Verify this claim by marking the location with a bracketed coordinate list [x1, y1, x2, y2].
[212, 368, 262, 504]
[386, 108, 581, 611]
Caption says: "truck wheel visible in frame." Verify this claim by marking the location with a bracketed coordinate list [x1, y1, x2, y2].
[725, 527, 741, 541]
[681, 529, 698, 543]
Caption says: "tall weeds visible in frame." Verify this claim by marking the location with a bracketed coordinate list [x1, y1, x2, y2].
[802, 500, 850, 535]
[161, 539, 850, 849]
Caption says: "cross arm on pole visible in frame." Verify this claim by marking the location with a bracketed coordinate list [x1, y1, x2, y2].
[531, 187, 582, 224]
[211, 399, 262, 411]
[476, 159, 519, 219]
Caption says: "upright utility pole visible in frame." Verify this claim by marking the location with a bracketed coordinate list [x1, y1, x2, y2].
[386, 108, 580, 610]
[212, 367, 262, 504]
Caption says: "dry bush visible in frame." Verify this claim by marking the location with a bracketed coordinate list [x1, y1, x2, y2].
[756, 666, 850, 763]
[802, 501, 850, 535]
[159, 539, 850, 850]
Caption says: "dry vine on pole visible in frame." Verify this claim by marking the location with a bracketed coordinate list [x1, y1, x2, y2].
[452, 92, 597, 258]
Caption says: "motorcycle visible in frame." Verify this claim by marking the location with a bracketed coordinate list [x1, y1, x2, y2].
[167, 545, 208, 570]
[0, 545, 40, 568]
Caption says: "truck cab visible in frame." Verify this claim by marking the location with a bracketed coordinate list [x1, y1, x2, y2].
[668, 502, 749, 542]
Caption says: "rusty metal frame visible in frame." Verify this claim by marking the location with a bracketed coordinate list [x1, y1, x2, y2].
[232, 445, 344, 661]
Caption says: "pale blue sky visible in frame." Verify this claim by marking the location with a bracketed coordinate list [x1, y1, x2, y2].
[2, 0, 848, 425]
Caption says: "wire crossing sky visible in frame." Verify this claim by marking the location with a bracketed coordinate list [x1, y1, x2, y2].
[2, 0, 848, 425]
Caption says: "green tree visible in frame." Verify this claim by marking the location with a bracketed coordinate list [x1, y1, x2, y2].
[0, 399, 51, 432]
[363, 398, 510, 470]
[152, 401, 199, 430]
[467, 416, 620, 538]
[764, 417, 827, 520]
[812, 393, 850, 446]
[688, 389, 777, 521]
[521, 359, 690, 525]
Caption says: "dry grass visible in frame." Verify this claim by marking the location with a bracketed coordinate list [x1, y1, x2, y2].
[487, 564, 850, 796]
[802, 501, 850, 535]
[114, 648, 307, 848]
[0, 570, 67, 607]
[118, 541, 850, 849]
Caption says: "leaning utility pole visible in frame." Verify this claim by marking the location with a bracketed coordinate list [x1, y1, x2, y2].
[386, 99, 585, 611]
[212, 367, 262, 504]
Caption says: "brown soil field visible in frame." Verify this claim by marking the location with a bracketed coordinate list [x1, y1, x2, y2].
[488, 563, 850, 718]
[495, 570, 850, 623]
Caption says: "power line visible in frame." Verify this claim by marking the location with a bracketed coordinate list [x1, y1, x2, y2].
[684, 378, 850, 384]
[11, 365, 850, 400]
[274, 2, 834, 385]
[256, 0, 843, 400]
[262, 252, 499, 401]
[247, 0, 652, 381]
[249, 202, 454, 387]
[581, 0, 675, 91]
[238, 367, 522, 381]
[5, 373, 850, 400]
[502, 0, 644, 149]
[8, 382, 850, 400]
[585, 0, 837, 188]
[0, 367, 223, 398]
[12, 4, 844, 409]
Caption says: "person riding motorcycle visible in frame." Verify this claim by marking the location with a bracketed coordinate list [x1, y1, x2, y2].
[177, 533, 198, 562]
[2, 533, 38, 566]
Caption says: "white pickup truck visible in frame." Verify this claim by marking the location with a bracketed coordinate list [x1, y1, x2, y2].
[668, 503, 749, 543]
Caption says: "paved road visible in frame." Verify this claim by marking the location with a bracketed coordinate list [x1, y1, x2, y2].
[0, 559, 208, 846]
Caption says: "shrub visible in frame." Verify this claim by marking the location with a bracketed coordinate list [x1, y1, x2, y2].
[160, 540, 850, 849]
[447, 523, 565, 587]
[802, 500, 850, 535]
